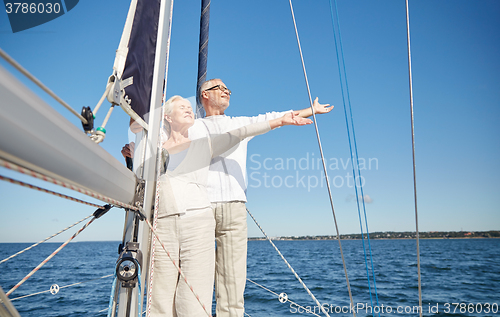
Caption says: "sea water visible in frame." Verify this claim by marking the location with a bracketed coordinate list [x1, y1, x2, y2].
[0, 239, 498, 316]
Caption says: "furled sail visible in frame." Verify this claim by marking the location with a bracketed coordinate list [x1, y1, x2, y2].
[112, 0, 162, 121]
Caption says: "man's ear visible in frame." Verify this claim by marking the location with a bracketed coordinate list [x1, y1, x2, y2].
[201, 90, 209, 101]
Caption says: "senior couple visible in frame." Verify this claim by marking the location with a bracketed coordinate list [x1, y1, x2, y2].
[133, 78, 333, 316]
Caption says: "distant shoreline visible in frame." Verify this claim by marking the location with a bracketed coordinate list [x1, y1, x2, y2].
[2, 231, 498, 244]
[248, 230, 500, 241]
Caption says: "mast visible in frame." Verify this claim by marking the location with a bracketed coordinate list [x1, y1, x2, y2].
[110, 0, 174, 316]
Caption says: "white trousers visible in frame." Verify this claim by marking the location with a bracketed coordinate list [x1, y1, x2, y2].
[149, 208, 215, 317]
[213, 202, 247, 317]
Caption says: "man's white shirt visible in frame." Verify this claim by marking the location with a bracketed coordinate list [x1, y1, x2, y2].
[188, 111, 290, 203]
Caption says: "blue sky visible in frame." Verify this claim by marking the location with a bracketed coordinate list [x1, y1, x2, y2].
[0, 0, 499, 242]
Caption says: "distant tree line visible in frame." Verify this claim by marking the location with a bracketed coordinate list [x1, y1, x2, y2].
[249, 230, 500, 241]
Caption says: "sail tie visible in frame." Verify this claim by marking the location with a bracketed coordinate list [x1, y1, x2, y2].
[287, 1, 356, 315]
[328, 0, 380, 314]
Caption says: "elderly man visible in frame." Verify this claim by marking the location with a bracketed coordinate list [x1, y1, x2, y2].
[189, 78, 333, 317]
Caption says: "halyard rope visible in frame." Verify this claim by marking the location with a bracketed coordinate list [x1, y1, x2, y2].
[328, 0, 380, 313]
[145, 165, 162, 317]
[145, 30, 174, 312]
[287, 1, 356, 315]
[0, 48, 88, 125]
[0, 157, 139, 211]
[145, 90, 167, 317]
[5, 216, 97, 296]
[247, 208, 330, 317]
[0, 212, 94, 265]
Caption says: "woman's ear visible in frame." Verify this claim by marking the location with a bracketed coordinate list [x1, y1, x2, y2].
[165, 114, 172, 123]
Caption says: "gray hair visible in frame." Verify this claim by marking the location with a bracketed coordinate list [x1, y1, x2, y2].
[197, 78, 221, 104]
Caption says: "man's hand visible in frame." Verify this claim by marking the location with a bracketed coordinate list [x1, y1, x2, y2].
[312, 97, 333, 114]
[296, 97, 334, 118]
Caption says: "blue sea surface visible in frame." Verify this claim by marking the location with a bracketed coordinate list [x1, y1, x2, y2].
[0, 239, 499, 316]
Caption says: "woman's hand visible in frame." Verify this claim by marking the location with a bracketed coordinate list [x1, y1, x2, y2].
[270, 112, 312, 129]
[121, 142, 135, 158]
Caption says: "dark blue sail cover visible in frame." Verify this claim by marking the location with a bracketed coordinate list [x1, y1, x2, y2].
[122, 0, 162, 121]
[196, 0, 210, 118]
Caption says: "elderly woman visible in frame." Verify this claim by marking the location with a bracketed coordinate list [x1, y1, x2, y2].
[150, 95, 312, 316]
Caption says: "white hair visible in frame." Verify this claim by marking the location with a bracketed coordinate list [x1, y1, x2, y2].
[162, 95, 190, 139]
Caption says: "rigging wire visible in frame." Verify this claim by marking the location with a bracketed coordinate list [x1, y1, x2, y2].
[5, 215, 99, 297]
[247, 209, 330, 317]
[0, 48, 88, 125]
[328, 0, 380, 314]
[246, 279, 323, 317]
[405, 0, 423, 315]
[0, 157, 139, 211]
[9, 274, 114, 301]
[0, 212, 94, 265]
[0, 174, 106, 211]
[287, 1, 356, 315]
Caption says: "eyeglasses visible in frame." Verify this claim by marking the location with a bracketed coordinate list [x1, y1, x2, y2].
[204, 84, 232, 95]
